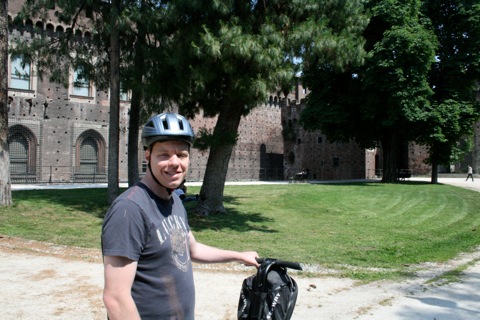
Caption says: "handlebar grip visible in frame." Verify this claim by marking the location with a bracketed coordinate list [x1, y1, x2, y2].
[256, 258, 303, 271]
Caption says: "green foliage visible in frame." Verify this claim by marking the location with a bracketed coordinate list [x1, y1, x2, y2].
[301, 0, 437, 151]
[422, 99, 478, 166]
[301, 0, 480, 181]
[424, 0, 480, 102]
[2, 183, 480, 281]
[194, 126, 238, 151]
[420, 0, 480, 168]
[155, 0, 369, 119]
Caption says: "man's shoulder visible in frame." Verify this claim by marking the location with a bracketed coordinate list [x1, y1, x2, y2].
[113, 183, 152, 207]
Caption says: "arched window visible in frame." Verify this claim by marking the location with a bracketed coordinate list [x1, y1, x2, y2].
[8, 125, 37, 180]
[75, 130, 106, 176]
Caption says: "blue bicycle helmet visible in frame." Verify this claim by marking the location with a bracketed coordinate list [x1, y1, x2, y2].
[141, 112, 195, 148]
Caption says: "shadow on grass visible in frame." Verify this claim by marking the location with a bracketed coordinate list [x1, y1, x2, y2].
[12, 188, 116, 219]
[185, 195, 277, 234]
[390, 181, 434, 186]
[12, 189, 275, 233]
[313, 181, 383, 187]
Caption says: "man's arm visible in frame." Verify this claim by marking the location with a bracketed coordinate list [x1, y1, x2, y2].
[103, 256, 141, 320]
[188, 231, 259, 267]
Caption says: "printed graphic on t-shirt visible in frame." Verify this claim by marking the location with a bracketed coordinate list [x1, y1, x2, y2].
[171, 228, 190, 272]
[156, 214, 190, 272]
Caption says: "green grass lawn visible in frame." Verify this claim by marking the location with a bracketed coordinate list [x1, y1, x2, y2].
[2, 181, 480, 280]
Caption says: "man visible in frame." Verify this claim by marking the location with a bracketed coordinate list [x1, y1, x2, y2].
[466, 165, 474, 182]
[102, 112, 259, 319]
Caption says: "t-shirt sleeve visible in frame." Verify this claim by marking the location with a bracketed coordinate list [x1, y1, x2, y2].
[101, 199, 148, 261]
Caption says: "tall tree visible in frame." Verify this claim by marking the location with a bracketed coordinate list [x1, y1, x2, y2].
[420, 0, 480, 183]
[0, 0, 12, 206]
[107, 0, 120, 203]
[301, 0, 437, 182]
[156, 0, 368, 215]
[421, 100, 478, 183]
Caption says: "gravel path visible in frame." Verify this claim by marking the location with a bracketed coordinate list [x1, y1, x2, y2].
[1, 236, 479, 319]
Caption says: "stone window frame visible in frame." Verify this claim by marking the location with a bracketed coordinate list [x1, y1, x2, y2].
[8, 54, 38, 97]
[68, 64, 96, 103]
[70, 64, 96, 99]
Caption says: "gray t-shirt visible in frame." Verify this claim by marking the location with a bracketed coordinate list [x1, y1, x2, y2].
[102, 182, 195, 319]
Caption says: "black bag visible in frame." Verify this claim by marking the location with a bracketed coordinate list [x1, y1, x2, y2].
[238, 258, 301, 320]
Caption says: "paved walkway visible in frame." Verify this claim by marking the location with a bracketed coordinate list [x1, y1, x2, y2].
[412, 176, 479, 192]
[11, 175, 479, 191]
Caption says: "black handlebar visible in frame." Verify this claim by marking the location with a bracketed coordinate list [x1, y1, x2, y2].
[256, 258, 303, 271]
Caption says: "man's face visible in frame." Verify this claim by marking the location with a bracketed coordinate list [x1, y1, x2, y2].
[146, 140, 190, 190]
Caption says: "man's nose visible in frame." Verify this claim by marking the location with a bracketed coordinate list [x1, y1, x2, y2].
[168, 154, 180, 166]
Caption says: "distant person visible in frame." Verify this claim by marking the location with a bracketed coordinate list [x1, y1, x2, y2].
[466, 165, 474, 182]
[292, 169, 308, 182]
[102, 112, 259, 320]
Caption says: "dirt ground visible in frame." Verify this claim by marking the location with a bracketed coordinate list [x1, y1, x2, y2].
[1, 235, 480, 320]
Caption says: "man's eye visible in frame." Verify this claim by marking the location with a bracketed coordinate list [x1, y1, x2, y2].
[157, 153, 170, 158]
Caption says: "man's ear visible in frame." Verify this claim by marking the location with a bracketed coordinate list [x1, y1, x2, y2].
[145, 149, 150, 163]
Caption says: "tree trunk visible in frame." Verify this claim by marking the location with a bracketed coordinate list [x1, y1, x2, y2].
[430, 150, 439, 184]
[196, 105, 244, 215]
[127, 51, 144, 187]
[380, 130, 399, 183]
[127, 12, 146, 187]
[0, 0, 12, 206]
[107, 0, 120, 204]
[127, 91, 141, 186]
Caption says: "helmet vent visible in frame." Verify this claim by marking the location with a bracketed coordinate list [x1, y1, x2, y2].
[178, 119, 184, 131]
[162, 119, 169, 130]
